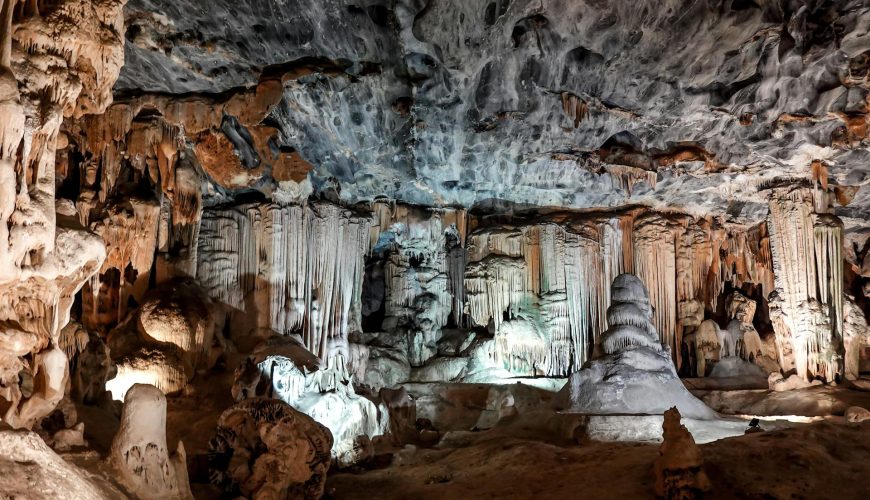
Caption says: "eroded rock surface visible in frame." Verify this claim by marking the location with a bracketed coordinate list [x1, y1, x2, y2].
[208, 398, 333, 500]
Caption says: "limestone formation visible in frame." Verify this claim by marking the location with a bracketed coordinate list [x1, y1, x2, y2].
[0, 0, 869, 497]
[109, 383, 193, 500]
[557, 274, 716, 419]
[232, 335, 389, 467]
[653, 407, 712, 499]
[105, 279, 215, 400]
[0, 427, 111, 499]
[0, 0, 127, 429]
[843, 295, 870, 381]
[61, 321, 114, 404]
[208, 398, 333, 500]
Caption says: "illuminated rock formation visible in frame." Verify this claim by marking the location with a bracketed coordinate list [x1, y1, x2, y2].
[197, 202, 369, 357]
[208, 398, 333, 500]
[105, 279, 215, 400]
[109, 383, 193, 500]
[556, 274, 716, 419]
[232, 335, 389, 467]
[653, 407, 711, 499]
[767, 188, 846, 382]
[465, 219, 623, 376]
[0, 0, 126, 428]
[374, 202, 461, 366]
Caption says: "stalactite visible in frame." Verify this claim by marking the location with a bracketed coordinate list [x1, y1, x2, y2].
[467, 221, 611, 375]
[197, 202, 370, 361]
[605, 164, 657, 195]
[82, 197, 160, 331]
[814, 215, 843, 340]
[633, 213, 678, 361]
[560, 91, 588, 128]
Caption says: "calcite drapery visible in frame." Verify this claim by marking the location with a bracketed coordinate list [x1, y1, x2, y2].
[371, 201, 466, 366]
[767, 187, 845, 381]
[197, 202, 370, 359]
[462, 208, 782, 377]
[465, 221, 611, 376]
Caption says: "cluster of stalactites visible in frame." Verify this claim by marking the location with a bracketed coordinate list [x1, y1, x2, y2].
[767, 188, 845, 381]
[632, 212, 776, 371]
[371, 200, 467, 331]
[197, 202, 370, 360]
[606, 164, 658, 196]
[467, 217, 631, 375]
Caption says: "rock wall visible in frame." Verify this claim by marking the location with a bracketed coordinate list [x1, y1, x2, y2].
[0, 0, 126, 428]
[27, 0, 870, 407]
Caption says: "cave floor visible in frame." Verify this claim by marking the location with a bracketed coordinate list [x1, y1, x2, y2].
[325, 419, 870, 500]
[69, 374, 870, 499]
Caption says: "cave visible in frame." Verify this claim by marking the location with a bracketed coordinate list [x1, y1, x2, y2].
[0, 0, 869, 499]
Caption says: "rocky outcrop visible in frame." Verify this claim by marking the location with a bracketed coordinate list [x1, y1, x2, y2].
[208, 398, 333, 500]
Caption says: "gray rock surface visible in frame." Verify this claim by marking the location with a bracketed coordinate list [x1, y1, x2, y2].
[116, 0, 870, 228]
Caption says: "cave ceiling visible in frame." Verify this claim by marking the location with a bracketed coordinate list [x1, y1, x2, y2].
[115, 0, 870, 231]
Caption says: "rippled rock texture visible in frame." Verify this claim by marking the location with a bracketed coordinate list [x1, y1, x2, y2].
[113, 0, 870, 226]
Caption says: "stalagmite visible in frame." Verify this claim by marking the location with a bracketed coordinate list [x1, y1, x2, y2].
[653, 407, 711, 499]
[109, 383, 193, 500]
[556, 274, 716, 419]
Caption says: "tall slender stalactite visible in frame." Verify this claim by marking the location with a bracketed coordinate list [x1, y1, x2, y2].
[196, 202, 370, 361]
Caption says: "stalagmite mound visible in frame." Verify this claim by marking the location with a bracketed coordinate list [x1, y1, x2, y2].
[653, 407, 712, 499]
[109, 383, 193, 500]
[208, 398, 333, 500]
[136, 278, 218, 370]
[556, 274, 717, 419]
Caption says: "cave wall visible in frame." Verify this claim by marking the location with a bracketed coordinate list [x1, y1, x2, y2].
[0, 0, 857, 427]
[0, 0, 126, 427]
[47, 0, 869, 390]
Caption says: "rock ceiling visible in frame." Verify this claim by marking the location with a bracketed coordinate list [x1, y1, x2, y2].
[115, 0, 870, 231]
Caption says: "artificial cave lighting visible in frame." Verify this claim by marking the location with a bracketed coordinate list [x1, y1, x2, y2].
[0, 1, 869, 499]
